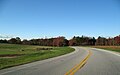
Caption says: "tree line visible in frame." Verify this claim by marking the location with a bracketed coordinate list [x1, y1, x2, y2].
[0, 35, 120, 46]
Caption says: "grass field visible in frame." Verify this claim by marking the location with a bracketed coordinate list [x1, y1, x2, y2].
[0, 44, 74, 69]
[91, 46, 120, 53]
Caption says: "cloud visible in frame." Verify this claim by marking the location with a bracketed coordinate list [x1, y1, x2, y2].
[0, 34, 13, 38]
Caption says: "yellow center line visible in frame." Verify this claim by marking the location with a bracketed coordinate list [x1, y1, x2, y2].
[64, 49, 92, 75]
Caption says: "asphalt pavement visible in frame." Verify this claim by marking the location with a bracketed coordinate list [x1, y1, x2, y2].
[75, 47, 120, 75]
[0, 47, 120, 75]
[0, 47, 88, 75]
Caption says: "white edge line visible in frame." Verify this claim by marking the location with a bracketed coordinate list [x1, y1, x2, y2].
[92, 48, 120, 57]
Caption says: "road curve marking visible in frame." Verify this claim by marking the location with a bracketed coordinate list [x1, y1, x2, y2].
[64, 49, 92, 75]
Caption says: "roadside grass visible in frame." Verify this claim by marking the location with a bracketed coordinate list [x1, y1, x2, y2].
[90, 46, 120, 53]
[0, 44, 75, 69]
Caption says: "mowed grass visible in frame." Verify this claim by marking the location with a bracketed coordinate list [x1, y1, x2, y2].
[91, 46, 120, 53]
[0, 44, 74, 69]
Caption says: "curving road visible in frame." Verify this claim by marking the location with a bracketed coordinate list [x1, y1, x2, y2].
[75, 47, 120, 75]
[0, 47, 120, 75]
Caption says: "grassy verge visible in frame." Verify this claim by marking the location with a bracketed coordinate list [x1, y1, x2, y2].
[89, 46, 120, 53]
[0, 44, 75, 69]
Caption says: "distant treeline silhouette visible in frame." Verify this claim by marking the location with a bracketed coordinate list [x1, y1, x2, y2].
[0, 35, 120, 46]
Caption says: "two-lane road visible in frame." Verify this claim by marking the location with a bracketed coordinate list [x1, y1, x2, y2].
[0, 47, 120, 75]
[75, 47, 120, 75]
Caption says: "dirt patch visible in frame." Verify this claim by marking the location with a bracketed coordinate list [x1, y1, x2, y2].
[36, 48, 53, 51]
[0, 54, 24, 58]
